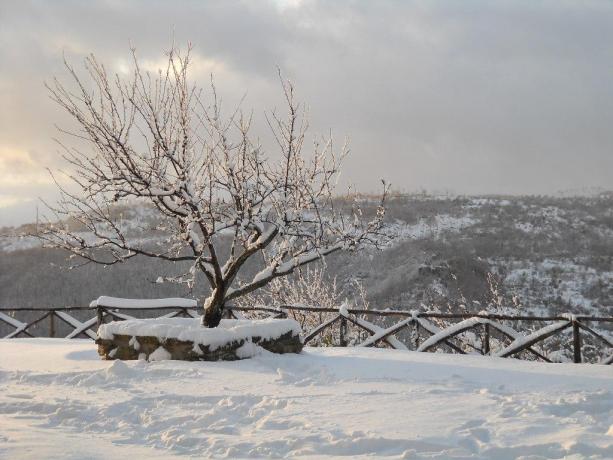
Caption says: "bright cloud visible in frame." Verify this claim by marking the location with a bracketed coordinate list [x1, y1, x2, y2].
[0, 194, 33, 209]
[0, 147, 54, 187]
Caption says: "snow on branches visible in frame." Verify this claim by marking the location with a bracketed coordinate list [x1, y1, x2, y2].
[40, 45, 388, 327]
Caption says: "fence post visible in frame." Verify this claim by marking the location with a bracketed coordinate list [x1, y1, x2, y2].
[339, 316, 348, 347]
[572, 320, 582, 364]
[96, 306, 104, 329]
[483, 323, 490, 355]
[49, 311, 55, 338]
[413, 321, 420, 350]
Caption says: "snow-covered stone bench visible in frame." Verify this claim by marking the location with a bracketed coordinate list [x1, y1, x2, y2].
[96, 317, 303, 361]
[89, 296, 198, 311]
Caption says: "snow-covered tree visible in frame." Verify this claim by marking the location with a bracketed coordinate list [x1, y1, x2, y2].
[235, 265, 372, 345]
[40, 45, 387, 327]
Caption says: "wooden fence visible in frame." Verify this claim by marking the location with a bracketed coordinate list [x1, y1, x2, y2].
[1, 303, 611, 364]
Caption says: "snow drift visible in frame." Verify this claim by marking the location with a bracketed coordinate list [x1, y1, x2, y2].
[0, 339, 611, 459]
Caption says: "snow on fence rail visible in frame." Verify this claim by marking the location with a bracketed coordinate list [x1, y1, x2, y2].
[0, 298, 201, 342]
[231, 305, 612, 364]
[1, 300, 611, 364]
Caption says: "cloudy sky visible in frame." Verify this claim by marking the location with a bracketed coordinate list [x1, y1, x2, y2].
[2, 0, 613, 226]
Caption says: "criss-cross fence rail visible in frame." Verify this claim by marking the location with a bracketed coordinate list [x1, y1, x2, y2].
[0, 298, 200, 341]
[229, 305, 613, 364]
[1, 301, 611, 364]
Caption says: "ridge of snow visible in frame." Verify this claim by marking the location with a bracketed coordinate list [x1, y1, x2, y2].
[97, 317, 301, 350]
[54, 311, 97, 340]
[338, 307, 408, 350]
[358, 318, 412, 349]
[0, 312, 28, 338]
[0, 312, 26, 329]
[417, 317, 487, 352]
[495, 321, 571, 358]
[90, 296, 197, 309]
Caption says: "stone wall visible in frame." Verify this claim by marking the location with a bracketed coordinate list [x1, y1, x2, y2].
[97, 330, 303, 361]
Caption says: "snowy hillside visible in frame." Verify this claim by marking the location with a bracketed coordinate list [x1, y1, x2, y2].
[0, 339, 612, 459]
[1, 193, 612, 321]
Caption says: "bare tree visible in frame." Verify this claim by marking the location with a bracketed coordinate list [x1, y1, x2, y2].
[40, 45, 387, 327]
[236, 266, 372, 345]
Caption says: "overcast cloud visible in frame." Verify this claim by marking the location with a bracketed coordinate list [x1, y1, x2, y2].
[1, 0, 613, 226]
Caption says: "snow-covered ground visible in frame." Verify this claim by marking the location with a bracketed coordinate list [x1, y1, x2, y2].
[0, 339, 611, 459]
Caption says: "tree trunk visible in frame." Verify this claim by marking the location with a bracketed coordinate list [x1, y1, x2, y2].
[202, 295, 225, 328]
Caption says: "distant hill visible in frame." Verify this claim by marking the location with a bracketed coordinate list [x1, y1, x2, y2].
[2, 193, 612, 319]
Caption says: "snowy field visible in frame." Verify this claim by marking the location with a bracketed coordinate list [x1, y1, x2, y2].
[0, 340, 612, 459]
